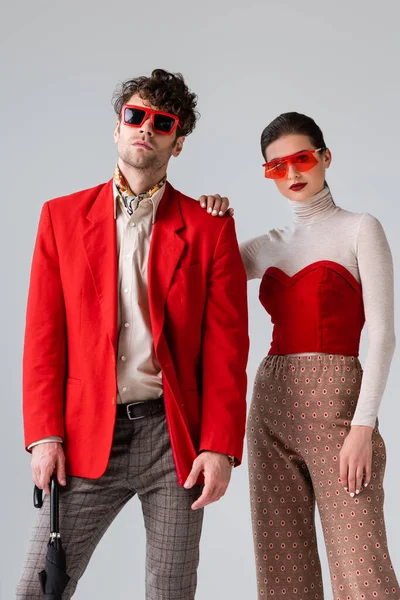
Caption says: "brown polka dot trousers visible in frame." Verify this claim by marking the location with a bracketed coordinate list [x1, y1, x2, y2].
[247, 354, 399, 600]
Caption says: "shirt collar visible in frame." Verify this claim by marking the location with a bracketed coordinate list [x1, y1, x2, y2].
[113, 181, 165, 224]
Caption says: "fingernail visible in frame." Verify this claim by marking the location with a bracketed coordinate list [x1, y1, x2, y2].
[350, 492, 355, 497]
[208, 208, 212, 213]
[61, 479, 66, 486]
[344, 487, 348, 491]
[212, 210, 217, 215]
[219, 211, 223, 216]
[201, 203, 205, 208]
[356, 490, 360, 495]
[364, 482, 369, 488]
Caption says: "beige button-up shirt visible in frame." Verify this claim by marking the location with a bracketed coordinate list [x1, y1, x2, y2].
[114, 182, 165, 404]
[29, 181, 166, 447]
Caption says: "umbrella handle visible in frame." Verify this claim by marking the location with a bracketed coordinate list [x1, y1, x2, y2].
[50, 475, 60, 534]
[33, 485, 43, 508]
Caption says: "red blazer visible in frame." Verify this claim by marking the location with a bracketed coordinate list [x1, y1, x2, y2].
[23, 180, 249, 484]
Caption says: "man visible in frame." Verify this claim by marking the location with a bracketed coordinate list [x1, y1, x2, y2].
[17, 69, 249, 599]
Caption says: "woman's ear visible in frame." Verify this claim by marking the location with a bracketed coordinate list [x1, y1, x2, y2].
[324, 148, 332, 169]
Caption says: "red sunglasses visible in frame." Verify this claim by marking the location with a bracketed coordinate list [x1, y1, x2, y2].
[263, 148, 324, 179]
[122, 104, 180, 135]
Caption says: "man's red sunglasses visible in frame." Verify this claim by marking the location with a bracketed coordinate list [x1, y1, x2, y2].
[121, 104, 180, 135]
[263, 148, 324, 179]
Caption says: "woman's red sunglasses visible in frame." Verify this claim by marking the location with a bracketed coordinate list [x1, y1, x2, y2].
[263, 148, 324, 179]
[122, 104, 180, 135]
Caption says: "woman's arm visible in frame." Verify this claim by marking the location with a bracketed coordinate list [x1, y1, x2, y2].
[339, 213, 395, 497]
[352, 213, 396, 427]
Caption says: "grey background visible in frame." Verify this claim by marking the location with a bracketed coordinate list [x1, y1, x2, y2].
[1, 1, 399, 598]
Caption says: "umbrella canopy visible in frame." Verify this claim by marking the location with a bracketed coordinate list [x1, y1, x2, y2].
[34, 476, 70, 599]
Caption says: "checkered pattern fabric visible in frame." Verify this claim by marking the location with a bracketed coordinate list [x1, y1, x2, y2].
[16, 412, 203, 599]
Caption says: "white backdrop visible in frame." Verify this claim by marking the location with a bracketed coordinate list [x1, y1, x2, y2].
[1, 1, 399, 598]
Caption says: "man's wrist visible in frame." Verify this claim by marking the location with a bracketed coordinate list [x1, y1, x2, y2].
[226, 455, 235, 467]
[28, 436, 63, 450]
[199, 449, 235, 467]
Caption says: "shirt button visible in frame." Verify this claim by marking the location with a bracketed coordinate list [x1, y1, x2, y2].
[124, 323, 130, 328]
[126, 253, 131, 258]
[120, 356, 126, 362]
[122, 387, 127, 392]
[130, 223, 136, 228]
[124, 288, 129, 294]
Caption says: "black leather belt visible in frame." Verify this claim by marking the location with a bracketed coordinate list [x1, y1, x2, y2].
[116, 397, 165, 421]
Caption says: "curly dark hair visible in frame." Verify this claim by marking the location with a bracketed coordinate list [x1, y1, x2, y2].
[112, 69, 199, 137]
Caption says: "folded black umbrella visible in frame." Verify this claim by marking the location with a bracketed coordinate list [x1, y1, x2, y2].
[34, 475, 70, 599]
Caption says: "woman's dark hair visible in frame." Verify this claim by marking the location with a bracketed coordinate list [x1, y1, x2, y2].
[260, 112, 327, 161]
[112, 69, 199, 137]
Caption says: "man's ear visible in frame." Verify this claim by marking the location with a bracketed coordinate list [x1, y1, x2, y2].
[172, 136, 185, 157]
[114, 121, 121, 144]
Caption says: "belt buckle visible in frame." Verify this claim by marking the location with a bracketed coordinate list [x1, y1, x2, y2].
[126, 401, 145, 421]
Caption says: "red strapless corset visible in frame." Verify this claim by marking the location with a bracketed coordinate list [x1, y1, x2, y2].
[259, 260, 365, 355]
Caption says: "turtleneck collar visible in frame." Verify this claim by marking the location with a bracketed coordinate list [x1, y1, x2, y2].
[288, 186, 339, 226]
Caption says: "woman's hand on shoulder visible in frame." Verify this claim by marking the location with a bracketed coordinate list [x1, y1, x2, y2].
[198, 194, 234, 217]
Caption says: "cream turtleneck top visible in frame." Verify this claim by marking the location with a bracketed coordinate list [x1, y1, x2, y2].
[240, 187, 395, 428]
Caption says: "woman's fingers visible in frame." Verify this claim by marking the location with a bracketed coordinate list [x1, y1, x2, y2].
[198, 195, 232, 217]
[347, 463, 357, 497]
[339, 455, 349, 492]
[207, 194, 220, 215]
[219, 196, 230, 216]
[355, 465, 364, 495]
[364, 455, 372, 488]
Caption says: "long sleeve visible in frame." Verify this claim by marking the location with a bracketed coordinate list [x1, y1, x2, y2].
[23, 202, 67, 450]
[199, 217, 249, 464]
[239, 235, 269, 280]
[351, 213, 396, 427]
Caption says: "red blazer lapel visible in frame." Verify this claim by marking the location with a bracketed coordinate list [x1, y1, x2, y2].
[148, 182, 186, 351]
[82, 180, 118, 352]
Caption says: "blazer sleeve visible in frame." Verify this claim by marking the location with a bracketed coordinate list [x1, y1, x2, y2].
[199, 217, 249, 464]
[23, 202, 67, 450]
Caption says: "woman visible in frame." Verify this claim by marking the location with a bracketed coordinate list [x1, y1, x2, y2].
[201, 112, 399, 599]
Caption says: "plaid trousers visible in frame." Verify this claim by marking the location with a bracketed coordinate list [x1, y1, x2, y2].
[16, 411, 204, 600]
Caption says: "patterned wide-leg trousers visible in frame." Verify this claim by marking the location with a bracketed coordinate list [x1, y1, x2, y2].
[16, 412, 204, 600]
[247, 354, 399, 600]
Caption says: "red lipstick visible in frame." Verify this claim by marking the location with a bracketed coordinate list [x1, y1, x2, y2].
[290, 183, 307, 192]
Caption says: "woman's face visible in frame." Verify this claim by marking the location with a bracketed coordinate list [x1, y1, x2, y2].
[264, 134, 331, 202]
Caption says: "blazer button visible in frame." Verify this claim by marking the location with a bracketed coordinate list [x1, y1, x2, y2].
[111, 397, 115, 405]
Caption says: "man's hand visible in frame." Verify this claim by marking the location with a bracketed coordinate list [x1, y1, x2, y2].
[339, 425, 373, 497]
[184, 451, 233, 510]
[31, 442, 66, 495]
[198, 194, 234, 217]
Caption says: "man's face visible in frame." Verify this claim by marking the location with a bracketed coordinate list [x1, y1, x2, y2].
[114, 94, 185, 172]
